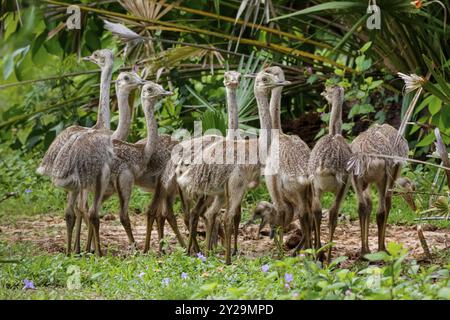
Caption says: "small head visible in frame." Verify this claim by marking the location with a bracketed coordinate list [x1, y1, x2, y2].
[82, 49, 114, 68]
[115, 71, 145, 92]
[223, 71, 241, 89]
[141, 82, 173, 101]
[321, 85, 344, 104]
[251, 70, 291, 94]
[263, 66, 286, 81]
[245, 201, 276, 234]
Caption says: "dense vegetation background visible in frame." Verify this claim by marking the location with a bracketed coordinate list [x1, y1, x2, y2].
[0, 0, 449, 299]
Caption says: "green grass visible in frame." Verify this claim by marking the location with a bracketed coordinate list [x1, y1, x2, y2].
[1, 241, 449, 300]
[1, 146, 450, 300]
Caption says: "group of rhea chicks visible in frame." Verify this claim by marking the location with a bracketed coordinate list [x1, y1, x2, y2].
[37, 49, 409, 265]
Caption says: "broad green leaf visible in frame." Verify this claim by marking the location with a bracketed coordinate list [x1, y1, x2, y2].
[440, 106, 450, 128]
[348, 103, 375, 118]
[364, 251, 390, 262]
[428, 96, 442, 115]
[369, 80, 383, 90]
[360, 41, 372, 53]
[416, 132, 436, 147]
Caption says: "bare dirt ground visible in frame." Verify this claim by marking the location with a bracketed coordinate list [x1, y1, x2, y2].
[1, 213, 449, 265]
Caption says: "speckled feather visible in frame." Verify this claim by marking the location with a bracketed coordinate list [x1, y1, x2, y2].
[277, 134, 311, 178]
[348, 125, 396, 177]
[308, 134, 352, 177]
[130, 134, 179, 191]
[110, 139, 146, 176]
[37, 126, 88, 176]
[161, 135, 222, 189]
[176, 139, 260, 197]
[377, 124, 409, 158]
[51, 130, 114, 190]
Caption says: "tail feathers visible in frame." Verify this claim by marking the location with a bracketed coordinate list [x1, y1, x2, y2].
[297, 175, 310, 186]
[52, 173, 80, 190]
[346, 152, 367, 177]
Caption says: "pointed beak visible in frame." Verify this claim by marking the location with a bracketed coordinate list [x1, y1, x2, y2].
[269, 227, 275, 239]
[275, 80, 291, 87]
[243, 73, 257, 79]
[162, 90, 173, 96]
[82, 56, 93, 62]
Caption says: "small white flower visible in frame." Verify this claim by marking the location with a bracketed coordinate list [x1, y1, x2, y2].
[398, 72, 425, 94]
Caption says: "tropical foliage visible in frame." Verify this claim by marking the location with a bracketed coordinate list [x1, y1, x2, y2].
[1, 0, 449, 156]
[0, 0, 449, 301]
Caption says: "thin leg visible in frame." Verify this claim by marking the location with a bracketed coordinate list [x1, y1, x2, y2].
[327, 178, 349, 263]
[353, 176, 371, 255]
[376, 172, 389, 252]
[224, 177, 246, 264]
[164, 194, 186, 248]
[143, 190, 161, 253]
[311, 188, 323, 251]
[178, 185, 190, 230]
[187, 197, 203, 255]
[74, 189, 88, 254]
[89, 166, 110, 256]
[232, 205, 241, 256]
[157, 213, 165, 254]
[204, 196, 223, 252]
[117, 175, 135, 247]
[65, 190, 79, 255]
[379, 164, 401, 252]
[298, 186, 313, 251]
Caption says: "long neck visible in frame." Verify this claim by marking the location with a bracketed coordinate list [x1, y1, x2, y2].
[255, 89, 272, 151]
[112, 86, 133, 141]
[269, 86, 283, 133]
[94, 64, 113, 130]
[329, 94, 343, 136]
[226, 86, 240, 140]
[143, 98, 158, 164]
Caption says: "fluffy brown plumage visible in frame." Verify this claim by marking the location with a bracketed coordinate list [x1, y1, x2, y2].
[262, 66, 312, 253]
[37, 49, 114, 177]
[308, 85, 351, 260]
[348, 122, 409, 255]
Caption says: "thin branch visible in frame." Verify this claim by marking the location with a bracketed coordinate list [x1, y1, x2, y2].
[415, 217, 450, 221]
[0, 70, 101, 91]
[364, 153, 450, 171]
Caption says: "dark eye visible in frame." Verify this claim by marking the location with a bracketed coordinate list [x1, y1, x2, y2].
[124, 76, 130, 81]
[263, 77, 269, 83]
[93, 53, 98, 58]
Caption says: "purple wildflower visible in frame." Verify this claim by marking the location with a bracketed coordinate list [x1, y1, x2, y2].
[23, 279, 35, 290]
[345, 289, 352, 296]
[197, 252, 206, 262]
[162, 278, 170, 286]
[138, 272, 145, 279]
[25, 189, 32, 194]
[284, 273, 293, 283]
[306, 66, 313, 74]
[261, 264, 270, 273]
[284, 283, 290, 289]
[293, 292, 299, 298]
[181, 272, 188, 280]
